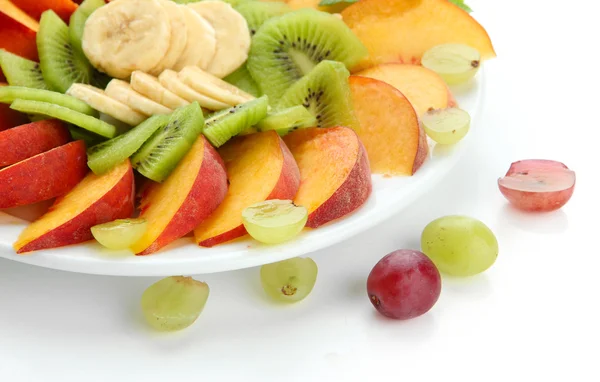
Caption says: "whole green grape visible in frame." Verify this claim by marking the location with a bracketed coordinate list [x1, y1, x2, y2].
[421, 215, 498, 277]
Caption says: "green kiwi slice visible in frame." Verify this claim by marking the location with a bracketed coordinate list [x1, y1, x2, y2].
[131, 102, 204, 182]
[277, 60, 359, 130]
[68, 125, 105, 147]
[203, 95, 269, 147]
[247, 9, 368, 101]
[37, 10, 93, 93]
[88, 115, 170, 175]
[255, 105, 317, 136]
[10, 99, 117, 138]
[223, 64, 261, 98]
[0, 50, 48, 89]
[234, 1, 291, 36]
[0, 86, 96, 115]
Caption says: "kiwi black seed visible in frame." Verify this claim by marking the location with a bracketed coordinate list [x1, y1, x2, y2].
[247, 9, 368, 102]
[37, 10, 93, 93]
[277, 60, 359, 131]
[0, 49, 48, 89]
[87, 114, 170, 175]
[255, 105, 317, 136]
[131, 102, 204, 183]
[234, 1, 291, 36]
[203, 95, 269, 147]
[223, 64, 261, 98]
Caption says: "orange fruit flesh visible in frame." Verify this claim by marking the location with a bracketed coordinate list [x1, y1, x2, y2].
[283, 127, 358, 214]
[130, 137, 206, 253]
[350, 77, 420, 175]
[356, 64, 450, 117]
[14, 160, 130, 250]
[194, 131, 283, 243]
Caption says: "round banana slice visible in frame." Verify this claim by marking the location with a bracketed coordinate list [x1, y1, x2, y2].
[158, 70, 230, 111]
[67, 83, 146, 126]
[178, 66, 254, 106]
[130, 71, 189, 110]
[105, 79, 172, 117]
[173, 7, 217, 71]
[187, 1, 251, 78]
[82, 0, 172, 79]
[149, 0, 188, 75]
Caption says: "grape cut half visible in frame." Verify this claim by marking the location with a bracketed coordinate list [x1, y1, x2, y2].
[421, 107, 470, 145]
[91, 218, 148, 250]
[421, 43, 481, 85]
[260, 257, 318, 303]
[242, 199, 308, 244]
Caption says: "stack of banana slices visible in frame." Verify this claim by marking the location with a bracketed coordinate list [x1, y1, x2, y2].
[82, 0, 251, 80]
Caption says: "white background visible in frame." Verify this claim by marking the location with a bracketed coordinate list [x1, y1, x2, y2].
[1, 0, 598, 380]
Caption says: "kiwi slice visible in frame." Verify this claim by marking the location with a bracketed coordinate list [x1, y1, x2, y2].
[0, 86, 96, 115]
[10, 99, 117, 138]
[88, 115, 170, 175]
[277, 60, 359, 130]
[203, 95, 269, 147]
[0, 50, 49, 89]
[255, 105, 317, 136]
[68, 125, 105, 147]
[37, 10, 93, 93]
[131, 102, 204, 182]
[235, 1, 292, 36]
[223, 64, 261, 98]
[247, 9, 368, 101]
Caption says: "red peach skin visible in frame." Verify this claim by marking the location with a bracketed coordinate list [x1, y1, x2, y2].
[0, 82, 29, 132]
[0, 119, 71, 167]
[132, 136, 228, 255]
[8, 0, 79, 23]
[0, 140, 88, 208]
[284, 126, 372, 228]
[0, 12, 39, 62]
[14, 160, 135, 253]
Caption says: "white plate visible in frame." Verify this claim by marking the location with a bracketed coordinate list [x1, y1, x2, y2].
[0, 71, 484, 276]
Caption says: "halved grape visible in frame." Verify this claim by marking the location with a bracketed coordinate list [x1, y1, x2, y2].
[421, 215, 498, 277]
[242, 200, 308, 244]
[421, 43, 481, 85]
[422, 107, 470, 145]
[260, 257, 317, 303]
[91, 218, 147, 250]
[141, 276, 209, 332]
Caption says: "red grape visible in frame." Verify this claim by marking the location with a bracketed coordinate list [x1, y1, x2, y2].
[367, 250, 441, 320]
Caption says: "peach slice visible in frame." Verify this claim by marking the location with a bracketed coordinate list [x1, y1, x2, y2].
[498, 160, 576, 212]
[0, 140, 88, 208]
[341, 0, 495, 69]
[283, 126, 372, 228]
[0, 11, 39, 62]
[0, 119, 71, 167]
[349, 75, 427, 175]
[8, 0, 78, 23]
[286, 0, 349, 13]
[194, 131, 300, 247]
[132, 136, 228, 255]
[355, 64, 453, 117]
[0, 0, 39, 32]
[14, 159, 134, 253]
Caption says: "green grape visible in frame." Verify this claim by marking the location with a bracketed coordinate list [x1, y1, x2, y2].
[421, 215, 498, 277]
[91, 218, 147, 250]
[421, 43, 481, 85]
[242, 200, 308, 244]
[141, 276, 209, 332]
[421, 107, 470, 145]
[260, 257, 318, 303]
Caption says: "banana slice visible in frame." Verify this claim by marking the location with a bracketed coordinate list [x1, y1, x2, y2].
[105, 79, 172, 117]
[130, 71, 189, 110]
[187, 1, 251, 78]
[178, 66, 254, 106]
[149, 0, 188, 75]
[173, 7, 217, 71]
[158, 70, 230, 111]
[67, 83, 146, 126]
[82, 0, 172, 79]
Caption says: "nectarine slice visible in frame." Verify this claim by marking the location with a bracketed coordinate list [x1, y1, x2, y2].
[14, 159, 134, 253]
[0, 12, 39, 62]
[0, 119, 71, 167]
[341, 0, 495, 69]
[349, 76, 427, 175]
[356, 64, 452, 116]
[9, 0, 78, 23]
[0, 0, 40, 32]
[194, 131, 300, 247]
[132, 136, 228, 255]
[283, 126, 372, 228]
[0, 140, 88, 209]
